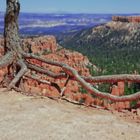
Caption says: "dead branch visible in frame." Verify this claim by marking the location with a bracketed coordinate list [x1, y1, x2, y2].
[62, 65, 140, 102]
[24, 53, 140, 83]
[60, 75, 70, 96]
[8, 59, 28, 89]
[23, 53, 65, 67]
[82, 74, 140, 83]
[61, 97, 105, 109]
[26, 63, 66, 79]
[23, 52, 140, 102]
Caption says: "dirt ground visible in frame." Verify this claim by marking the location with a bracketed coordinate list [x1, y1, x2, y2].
[0, 88, 140, 140]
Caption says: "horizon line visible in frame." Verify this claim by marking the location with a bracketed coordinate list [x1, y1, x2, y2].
[0, 11, 140, 15]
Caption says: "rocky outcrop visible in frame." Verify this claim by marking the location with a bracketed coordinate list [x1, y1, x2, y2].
[0, 36, 93, 100]
[110, 82, 130, 110]
[112, 16, 140, 23]
[22, 36, 57, 54]
[62, 20, 140, 54]
[111, 82, 125, 96]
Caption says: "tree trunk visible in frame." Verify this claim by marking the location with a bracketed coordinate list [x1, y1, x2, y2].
[1, 0, 28, 89]
[4, 0, 21, 56]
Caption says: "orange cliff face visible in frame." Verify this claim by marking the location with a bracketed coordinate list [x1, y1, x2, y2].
[112, 16, 140, 23]
[0, 36, 91, 97]
[22, 36, 57, 53]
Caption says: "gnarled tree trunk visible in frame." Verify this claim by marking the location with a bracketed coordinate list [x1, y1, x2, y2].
[2, 0, 27, 89]
[4, 0, 21, 53]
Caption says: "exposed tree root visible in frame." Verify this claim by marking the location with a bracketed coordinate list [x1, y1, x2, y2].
[8, 59, 28, 90]
[60, 75, 70, 96]
[26, 63, 66, 79]
[22, 52, 140, 102]
[23, 53, 65, 67]
[83, 74, 140, 83]
[24, 53, 140, 82]
[0, 52, 14, 68]
[61, 96, 105, 109]
[1, 51, 140, 103]
[62, 64, 140, 102]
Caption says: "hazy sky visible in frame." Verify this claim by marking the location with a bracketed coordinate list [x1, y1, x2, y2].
[0, 0, 140, 13]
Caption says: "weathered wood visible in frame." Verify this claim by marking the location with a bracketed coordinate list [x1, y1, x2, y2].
[82, 74, 140, 83]
[24, 53, 140, 102]
[4, 0, 22, 56]
[0, 52, 14, 68]
[1, 0, 26, 89]
[26, 63, 66, 79]
[8, 59, 28, 89]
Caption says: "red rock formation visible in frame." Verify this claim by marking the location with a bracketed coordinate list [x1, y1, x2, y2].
[21, 36, 91, 99]
[22, 36, 57, 54]
[111, 85, 120, 96]
[112, 16, 140, 23]
[118, 81, 125, 96]
[110, 81, 130, 110]
[0, 36, 131, 110]
[111, 82, 125, 96]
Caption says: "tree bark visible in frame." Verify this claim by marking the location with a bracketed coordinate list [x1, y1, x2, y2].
[2, 0, 27, 89]
[4, 0, 21, 56]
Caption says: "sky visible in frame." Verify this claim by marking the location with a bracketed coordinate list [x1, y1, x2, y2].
[0, 0, 140, 14]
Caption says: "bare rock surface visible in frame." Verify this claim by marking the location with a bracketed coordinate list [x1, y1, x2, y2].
[0, 88, 139, 140]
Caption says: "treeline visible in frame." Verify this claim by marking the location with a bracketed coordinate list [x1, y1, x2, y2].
[63, 43, 140, 76]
